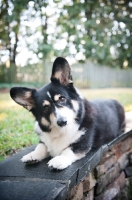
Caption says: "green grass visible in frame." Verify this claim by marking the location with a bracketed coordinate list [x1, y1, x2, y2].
[0, 93, 38, 161]
[0, 88, 132, 161]
[81, 88, 132, 112]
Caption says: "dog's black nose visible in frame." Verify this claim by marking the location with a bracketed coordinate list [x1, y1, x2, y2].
[57, 118, 67, 127]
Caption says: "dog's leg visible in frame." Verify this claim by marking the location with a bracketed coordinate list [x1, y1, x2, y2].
[21, 143, 49, 164]
[48, 147, 85, 170]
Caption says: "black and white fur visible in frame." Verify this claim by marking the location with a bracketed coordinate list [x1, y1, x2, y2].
[10, 57, 126, 170]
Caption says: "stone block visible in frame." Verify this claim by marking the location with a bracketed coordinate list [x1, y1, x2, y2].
[124, 166, 132, 178]
[118, 153, 129, 170]
[113, 142, 123, 160]
[83, 173, 96, 193]
[128, 152, 132, 164]
[113, 176, 132, 200]
[95, 163, 120, 194]
[68, 182, 83, 200]
[95, 172, 125, 200]
[99, 150, 114, 164]
[121, 137, 132, 153]
[69, 173, 96, 200]
[114, 171, 126, 189]
[95, 187, 119, 200]
[83, 188, 94, 200]
[95, 155, 117, 178]
[0, 179, 67, 200]
[0, 145, 103, 199]
[0, 146, 101, 200]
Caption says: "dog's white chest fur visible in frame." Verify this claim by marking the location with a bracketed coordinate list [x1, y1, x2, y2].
[35, 121, 85, 157]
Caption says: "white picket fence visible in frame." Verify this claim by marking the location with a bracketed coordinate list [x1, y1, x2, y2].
[18, 61, 132, 88]
[72, 61, 132, 88]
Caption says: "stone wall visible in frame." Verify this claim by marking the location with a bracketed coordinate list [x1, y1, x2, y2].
[68, 136, 132, 200]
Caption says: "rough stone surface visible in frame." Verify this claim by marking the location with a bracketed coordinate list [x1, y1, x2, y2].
[0, 145, 102, 200]
[99, 150, 114, 164]
[118, 153, 129, 170]
[83, 173, 96, 193]
[95, 172, 125, 200]
[121, 137, 132, 153]
[83, 188, 94, 200]
[95, 163, 120, 195]
[124, 166, 132, 177]
[68, 173, 96, 200]
[113, 177, 132, 200]
[0, 179, 67, 200]
[128, 152, 132, 164]
[96, 187, 119, 200]
[95, 154, 117, 178]
[68, 182, 83, 200]
[114, 143, 123, 160]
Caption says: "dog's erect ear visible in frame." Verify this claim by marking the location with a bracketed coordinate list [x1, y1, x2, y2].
[51, 57, 73, 86]
[10, 87, 36, 110]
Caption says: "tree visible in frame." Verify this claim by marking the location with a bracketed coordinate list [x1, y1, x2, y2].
[0, 0, 29, 81]
[0, 0, 55, 82]
[55, 0, 132, 68]
[0, 0, 30, 64]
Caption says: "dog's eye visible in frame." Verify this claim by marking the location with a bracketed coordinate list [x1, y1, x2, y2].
[59, 96, 66, 103]
[44, 105, 49, 112]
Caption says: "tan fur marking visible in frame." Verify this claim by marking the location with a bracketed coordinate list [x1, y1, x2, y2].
[41, 117, 50, 126]
[54, 71, 73, 84]
[43, 100, 50, 106]
[25, 91, 32, 98]
[54, 94, 61, 101]
[26, 105, 33, 110]
[50, 113, 55, 122]
[71, 100, 79, 112]
[54, 71, 62, 80]
[16, 91, 34, 111]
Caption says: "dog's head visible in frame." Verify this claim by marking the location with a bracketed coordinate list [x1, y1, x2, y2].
[10, 57, 83, 133]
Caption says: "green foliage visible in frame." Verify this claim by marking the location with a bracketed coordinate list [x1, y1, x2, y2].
[0, 0, 29, 63]
[56, 0, 132, 68]
[0, 0, 55, 67]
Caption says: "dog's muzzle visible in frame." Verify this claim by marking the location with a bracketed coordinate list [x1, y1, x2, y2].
[57, 117, 67, 127]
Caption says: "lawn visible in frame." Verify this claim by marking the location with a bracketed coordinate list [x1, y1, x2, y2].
[81, 88, 132, 112]
[0, 92, 38, 161]
[0, 88, 132, 161]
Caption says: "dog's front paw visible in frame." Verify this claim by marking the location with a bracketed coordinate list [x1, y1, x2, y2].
[21, 153, 39, 164]
[48, 155, 72, 170]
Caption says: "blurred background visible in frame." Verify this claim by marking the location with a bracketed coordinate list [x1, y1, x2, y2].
[0, 0, 132, 88]
[0, 0, 132, 160]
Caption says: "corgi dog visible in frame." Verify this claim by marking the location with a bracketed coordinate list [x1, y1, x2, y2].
[10, 57, 126, 170]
